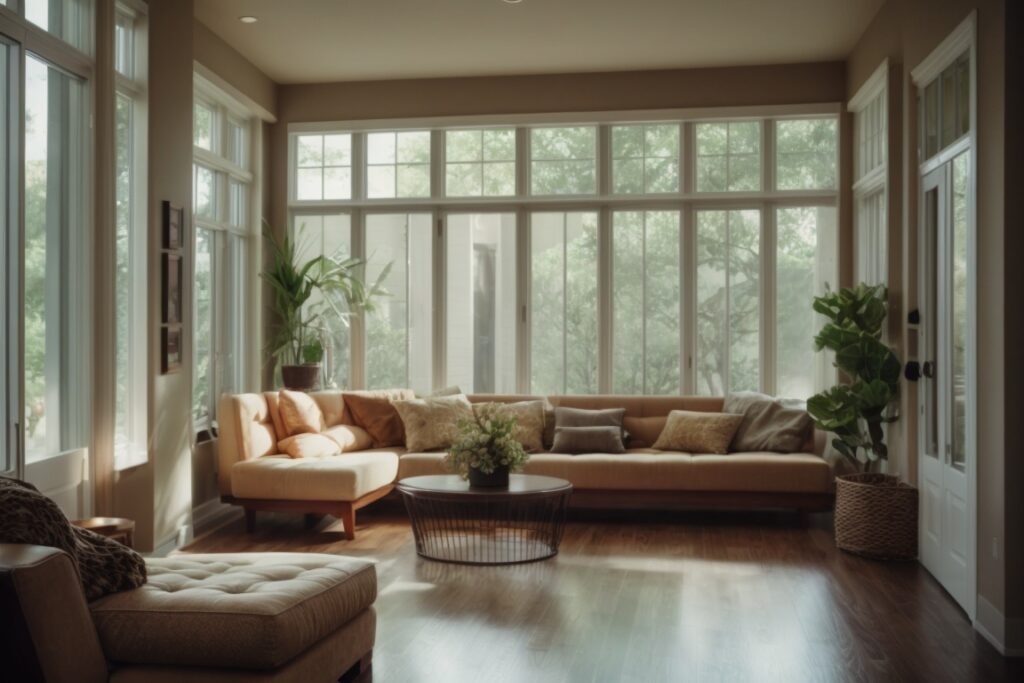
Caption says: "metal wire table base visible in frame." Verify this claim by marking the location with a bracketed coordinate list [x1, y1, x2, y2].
[399, 484, 572, 565]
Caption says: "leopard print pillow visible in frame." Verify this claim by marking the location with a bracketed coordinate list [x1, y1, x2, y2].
[0, 477, 147, 601]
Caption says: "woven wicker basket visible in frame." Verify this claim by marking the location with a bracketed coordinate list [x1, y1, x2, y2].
[834, 473, 918, 560]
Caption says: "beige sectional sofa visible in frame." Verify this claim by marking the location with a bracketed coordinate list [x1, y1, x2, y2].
[218, 392, 834, 538]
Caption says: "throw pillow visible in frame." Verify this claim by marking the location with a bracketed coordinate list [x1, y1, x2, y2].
[0, 477, 147, 601]
[278, 389, 324, 436]
[542, 402, 557, 450]
[342, 393, 408, 448]
[277, 433, 341, 458]
[623, 416, 668, 448]
[551, 426, 626, 454]
[554, 406, 626, 432]
[322, 424, 373, 452]
[652, 410, 745, 454]
[473, 400, 546, 452]
[724, 391, 812, 453]
[393, 395, 474, 452]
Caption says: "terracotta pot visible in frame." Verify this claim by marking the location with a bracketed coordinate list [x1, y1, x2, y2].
[834, 473, 918, 560]
[468, 465, 510, 488]
[281, 364, 321, 391]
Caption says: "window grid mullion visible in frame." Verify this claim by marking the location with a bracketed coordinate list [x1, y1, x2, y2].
[597, 206, 612, 394]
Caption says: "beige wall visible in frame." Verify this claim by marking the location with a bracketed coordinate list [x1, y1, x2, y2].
[847, 0, 1021, 640]
[112, 0, 195, 552]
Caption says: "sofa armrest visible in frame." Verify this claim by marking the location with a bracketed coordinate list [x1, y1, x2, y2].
[0, 544, 108, 683]
[217, 393, 278, 496]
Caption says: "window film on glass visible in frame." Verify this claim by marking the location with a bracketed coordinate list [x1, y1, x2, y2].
[24, 0, 94, 55]
[856, 190, 887, 285]
[695, 121, 760, 192]
[695, 209, 760, 396]
[297, 133, 351, 200]
[24, 54, 89, 460]
[611, 124, 679, 194]
[921, 52, 970, 160]
[193, 228, 215, 422]
[194, 102, 214, 151]
[114, 9, 134, 78]
[530, 211, 599, 394]
[612, 211, 681, 394]
[530, 126, 597, 195]
[365, 213, 433, 392]
[446, 213, 517, 393]
[193, 164, 216, 219]
[855, 94, 886, 179]
[775, 118, 838, 190]
[228, 118, 248, 168]
[367, 131, 430, 199]
[776, 206, 837, 399]
[445, 129, 516, 197]
[293, 213, 353, 389]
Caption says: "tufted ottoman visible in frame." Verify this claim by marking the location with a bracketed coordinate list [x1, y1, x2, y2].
[89, 553, 377, 682]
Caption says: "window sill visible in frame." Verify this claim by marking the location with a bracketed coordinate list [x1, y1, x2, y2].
[114, 448, 149, 472]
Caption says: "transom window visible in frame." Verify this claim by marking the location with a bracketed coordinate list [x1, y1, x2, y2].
[288, 110, 839, 399]
[296, 133, 352, 200]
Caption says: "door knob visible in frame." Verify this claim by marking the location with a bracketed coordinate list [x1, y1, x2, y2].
[922, 361, 935, 378]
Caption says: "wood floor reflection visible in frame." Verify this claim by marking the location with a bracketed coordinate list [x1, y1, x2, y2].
[183, 501, 1020, 683]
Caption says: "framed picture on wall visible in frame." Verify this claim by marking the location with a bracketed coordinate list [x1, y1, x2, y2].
[162, 201, 183, 250]
[161, 252, 182, 324]
[161, 325, 182, 373]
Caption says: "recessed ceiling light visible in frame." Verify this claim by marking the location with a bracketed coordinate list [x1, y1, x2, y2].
[239, 16, 258, 24]
[502, 0, 524, 4]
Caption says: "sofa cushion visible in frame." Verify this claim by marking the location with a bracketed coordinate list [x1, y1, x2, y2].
[653, 410, 744, 455]
[622, 416, 668, 448]
[322, 424, 373, 452]
[278, 390, 325, 436]
[90, 553, 376, 670]
[724, 391, 812, 453]
[343, 393, 409, 448]
[276, 433, 341, 459]
[397, 450, 831, 493]
[392, 394, 473, 451]
[231, 451, 400, 502]
[551, 426, 626, 454]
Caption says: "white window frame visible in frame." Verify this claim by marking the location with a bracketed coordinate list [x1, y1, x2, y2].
[112, 0, 147, 471]
[286, 104, 840, 399]
[849, 60, 889, 287]
[192, 74, 259, 433]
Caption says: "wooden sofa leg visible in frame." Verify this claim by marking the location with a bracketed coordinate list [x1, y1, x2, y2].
[244, 508, 256, 533]
[339, 504, 356, 541]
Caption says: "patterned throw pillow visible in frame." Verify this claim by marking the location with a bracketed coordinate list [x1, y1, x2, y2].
[278, 389, 324, 436]
[473, 400, 546, 452]
[652, 410, 745, 454]
[393, 395, 474, 452]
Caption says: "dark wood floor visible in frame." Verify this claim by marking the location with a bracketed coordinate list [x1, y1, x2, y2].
[184, 501, 1020, 683]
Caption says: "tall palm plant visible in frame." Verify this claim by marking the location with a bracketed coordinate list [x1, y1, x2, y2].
[262, 226, 389, 376]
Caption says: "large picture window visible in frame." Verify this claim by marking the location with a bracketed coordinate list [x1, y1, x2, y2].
[288, 109, 838, 399]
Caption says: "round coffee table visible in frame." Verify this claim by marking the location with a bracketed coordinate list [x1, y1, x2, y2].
[396, 474, 572, 565]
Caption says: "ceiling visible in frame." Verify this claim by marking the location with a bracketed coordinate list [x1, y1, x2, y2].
[195, 0, 885, 85]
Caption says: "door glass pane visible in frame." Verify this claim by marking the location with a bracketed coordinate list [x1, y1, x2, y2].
[530, 211, 598, 394]
[696, 210, 760, 395]
[365, 213, 433, 392]
[293, 214, 353, 389]
[923, 187, 939, 457]
[0, 41, 9, 473]
[924, 81, 939, 159]
[612, 210, 681, 394]
[951, 153, 968, 469]
[193, 229, 214, 423]
[24, 55, 88, 460]
[776, 206, 837, 399]
[446, 213, 517, 393]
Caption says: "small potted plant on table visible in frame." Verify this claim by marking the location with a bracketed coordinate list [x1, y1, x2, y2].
[445, 406, 530, 488]
[808, 283, 917, 560]
[262, 227, 388, 391]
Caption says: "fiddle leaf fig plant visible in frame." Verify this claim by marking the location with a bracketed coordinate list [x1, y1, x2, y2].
[262, 225, 390, 370]
[807, 283, 901, 471]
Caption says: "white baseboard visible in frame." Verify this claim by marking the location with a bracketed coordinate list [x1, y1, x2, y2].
[149, 524, 192, 558]
[976, 595, 1024, 657]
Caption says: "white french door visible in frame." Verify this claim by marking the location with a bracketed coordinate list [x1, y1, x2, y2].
[919, 157, 971, 614]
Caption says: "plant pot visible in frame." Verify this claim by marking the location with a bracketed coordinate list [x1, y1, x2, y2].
[468, 465, 510, 488]
[281, 364, 321, 391]
[834, 473, 918, 560]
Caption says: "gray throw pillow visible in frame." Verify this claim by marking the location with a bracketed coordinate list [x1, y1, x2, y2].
[551, 426, 626, 454]
[724, 391, 812, 453]
[554, 406, 626, 430]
